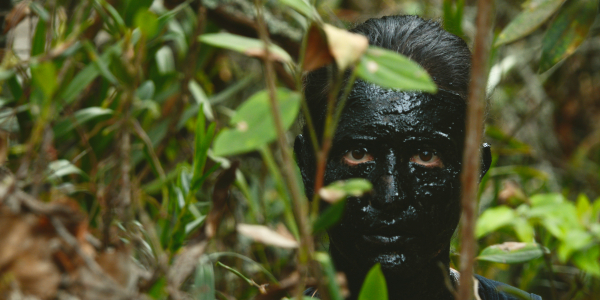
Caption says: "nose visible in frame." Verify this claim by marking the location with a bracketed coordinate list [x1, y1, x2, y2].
[371, 149, 406, 209]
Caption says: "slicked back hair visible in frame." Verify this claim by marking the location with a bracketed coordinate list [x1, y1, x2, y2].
[303, 15, 472, 137]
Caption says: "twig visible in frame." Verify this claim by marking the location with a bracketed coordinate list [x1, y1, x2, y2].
[457, 0, 494, 299]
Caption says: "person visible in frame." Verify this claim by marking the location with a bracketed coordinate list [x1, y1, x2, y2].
[294, 15, 542, 300]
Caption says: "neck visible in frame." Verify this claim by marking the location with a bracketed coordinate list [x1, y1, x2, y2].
[330, 246, 455, 300]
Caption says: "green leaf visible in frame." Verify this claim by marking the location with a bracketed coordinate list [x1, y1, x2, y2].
[58, 63, 100, 104]
[134, 9, 159, 37]
[278, 0, 318, 20]
[358, 263, 388, 300]
[443, 0, 464, 37]
[539, 0, 598, 72]
[199, 33, 292, 63]
[31, 62, 57, 99]
[558, 229, 593, 261]
[572, 245, 600, 277]
[476, 206, 517, 239]
[513, 217, 535, 242]
[315, 252, 344, 300]
[193, 256, 215, 300]
[156, 46, 175, 74]
[191, 103, 217, 191]
[31, 18, 47, 56]
[136, 80, 155, 100]
[189, 80, 214, 121]
[83, 41, 118, 85]
[213, 88, 301, 156]
[576, 193, 591, 224]
[356, 46, 437, 93]
[29, 2, 50, 22]
[312, 199, 346, 233]
[318, 178, 372, 203]
[495, 0, 566, 46]
[0, 69, 14, 82]
[53, 107, 113, 137]
[477, 242, 545, 264]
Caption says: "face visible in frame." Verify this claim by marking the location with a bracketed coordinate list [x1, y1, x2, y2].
[303, 80, 467, 276]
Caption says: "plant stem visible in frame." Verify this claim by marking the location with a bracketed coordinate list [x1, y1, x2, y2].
[253, 1, 313, 298]
[457, 0, 493, 299]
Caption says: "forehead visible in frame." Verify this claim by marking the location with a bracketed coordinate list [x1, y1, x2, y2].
[336, 81, 466, 140]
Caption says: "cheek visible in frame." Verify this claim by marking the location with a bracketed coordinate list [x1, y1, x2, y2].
[410, 165, 461, 229]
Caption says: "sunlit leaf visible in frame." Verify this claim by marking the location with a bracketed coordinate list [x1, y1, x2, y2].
[558, 229, 593, 261]
[495, 0, 566, 46]
[572, 245, 600, 277]
[136, 80, 155, 100]
[312, 199, 345, 233]
[539, 0, 598, 72]
[0, 69, 14, 82]
[477, 242, 545, 264]
[213, 88, 301, 156]
[156, 46, 175, 74]
[357, 46, 437, 92]
[513, 217, 535, 242]
[199, 33, 292, 63]
[358, 263, 388, 300]
[47, 159, 88, 180]
[237, 224, 298, 248]
[475, 206, 517, 239]
[318, 178, 372, 203]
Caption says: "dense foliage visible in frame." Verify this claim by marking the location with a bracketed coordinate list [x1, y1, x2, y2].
[0, 0, 599, 299]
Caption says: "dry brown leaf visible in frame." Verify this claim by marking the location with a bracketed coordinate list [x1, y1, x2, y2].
[323, 24, 369, 70]
[303, 25, 334, 71]
[243, 48, 288, 63]
[318, 187, 345, 203]
[303, 24, 368, 71]
[3, 2, 30, 34]
[237, 224, 298, 249]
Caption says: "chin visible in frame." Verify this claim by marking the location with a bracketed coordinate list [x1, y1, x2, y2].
[365, 251, 427, 278]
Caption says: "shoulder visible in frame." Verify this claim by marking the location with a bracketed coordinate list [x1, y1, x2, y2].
[475, 274, 542, 300]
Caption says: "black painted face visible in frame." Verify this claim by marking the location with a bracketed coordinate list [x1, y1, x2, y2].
[321, 80, 466, 276]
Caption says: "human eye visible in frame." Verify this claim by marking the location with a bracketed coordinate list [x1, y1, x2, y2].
[342, 147, 374, 166]
[410, 148, 444, 168]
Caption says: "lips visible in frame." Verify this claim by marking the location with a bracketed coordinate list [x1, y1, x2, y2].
[360, 223, 417, 246]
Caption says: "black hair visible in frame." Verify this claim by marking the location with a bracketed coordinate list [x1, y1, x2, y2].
[303, 15, 472, 136]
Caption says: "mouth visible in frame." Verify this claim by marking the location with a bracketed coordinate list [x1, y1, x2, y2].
[361, 225, 416, 246]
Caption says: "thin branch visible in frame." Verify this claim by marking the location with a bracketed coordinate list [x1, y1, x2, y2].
[457, 0, 494, 299]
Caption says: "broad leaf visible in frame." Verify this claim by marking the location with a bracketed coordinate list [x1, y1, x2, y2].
[31, 62, 57, 99]
[312, 199, 346, 233]
[213, 88, 300, 156]
[358, 263, 388, 300]
[199, 33, 292, 63]
[477, 242, 545, 264]
[495, 0, 566, 46]
[475, 206, 516, 239]
[539, 0, 598, 72]
[356, 46, 437, 93]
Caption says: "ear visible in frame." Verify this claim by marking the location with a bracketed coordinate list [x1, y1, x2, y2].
[480, 143, 492, 180]
[294, 134, 315, 199]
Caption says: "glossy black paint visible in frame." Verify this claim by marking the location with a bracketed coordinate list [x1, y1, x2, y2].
[295, 80, 492, 299]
